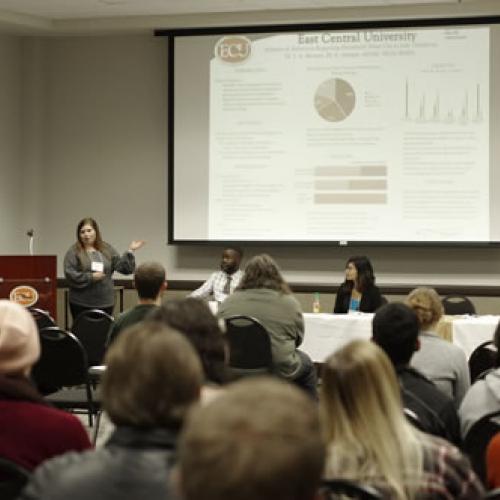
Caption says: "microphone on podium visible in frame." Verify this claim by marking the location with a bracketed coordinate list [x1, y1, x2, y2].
[26, 229, 34, 256]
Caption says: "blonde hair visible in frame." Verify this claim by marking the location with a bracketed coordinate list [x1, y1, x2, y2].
[406, 287, 443, 330]
[320, 340, 422, 500]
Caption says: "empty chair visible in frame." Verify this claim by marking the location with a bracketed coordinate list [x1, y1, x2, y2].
[29, 308, 56, 331]
[463, 409, 500, 485]
[442, 294, 476, 315]
[31, 326, 99, 426]
[320, 479, 383, 500]
[225, 315, 272, 379]
[71, 309, 114, 367]
[0, 457, 31, 500]
[469, 341, 498, 384]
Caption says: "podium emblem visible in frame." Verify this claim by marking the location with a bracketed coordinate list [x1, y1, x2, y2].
[9, 285, 39, 307]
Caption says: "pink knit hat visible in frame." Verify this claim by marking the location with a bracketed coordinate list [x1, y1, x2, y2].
[0, 300, 40, 375]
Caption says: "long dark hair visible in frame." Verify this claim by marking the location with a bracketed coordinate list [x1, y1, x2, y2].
[238, 254, 291, 294]
[343, 255, 375, 293]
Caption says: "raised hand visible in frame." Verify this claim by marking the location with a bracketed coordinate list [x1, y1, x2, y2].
[128, 240, 146, 252]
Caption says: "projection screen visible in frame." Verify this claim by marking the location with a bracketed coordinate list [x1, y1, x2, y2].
[165, 17, 500, 245]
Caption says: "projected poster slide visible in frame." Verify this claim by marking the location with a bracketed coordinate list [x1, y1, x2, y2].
[208, 27, 489, 242]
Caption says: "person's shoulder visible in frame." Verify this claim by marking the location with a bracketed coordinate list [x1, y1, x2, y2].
[102, 241, 118, 255]
[23, 447, 110, 499]
[30, 403, 89, 435]
[64, 244, 78, 258]
[366, 283, 381, 295]
[401, 367, 453, 403]
[204, 271, 221, 282]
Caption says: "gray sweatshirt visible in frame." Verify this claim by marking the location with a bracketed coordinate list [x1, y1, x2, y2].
[64, 243, 135, 308]
[411, 330, 470, 406]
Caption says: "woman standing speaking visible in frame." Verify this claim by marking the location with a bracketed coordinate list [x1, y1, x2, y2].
[64, 217, 145, 321]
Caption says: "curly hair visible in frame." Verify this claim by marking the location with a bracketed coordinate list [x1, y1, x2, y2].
[238, 254, 291, 294]
[406, 287, 443, 330]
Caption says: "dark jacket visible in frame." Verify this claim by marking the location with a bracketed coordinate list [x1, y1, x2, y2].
[19, 426, 178, 500]
[333, 283, 383, 314]
[398, 366, 462, 448]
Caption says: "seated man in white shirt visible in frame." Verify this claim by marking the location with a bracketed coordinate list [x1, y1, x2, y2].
[190, 247, 243, 303]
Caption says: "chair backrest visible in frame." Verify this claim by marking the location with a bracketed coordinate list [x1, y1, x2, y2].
[469, 341, 498, 384]
[29, 307, 56, 331]
[463, 409, 500, 485]
[32, 326, 89, 394]
[320, 479, 383, 499]
[0, 457, 31, 500]
[441, 294, 476, 315]
[71, 309, 114, 367]
[225, 316, 272, 374]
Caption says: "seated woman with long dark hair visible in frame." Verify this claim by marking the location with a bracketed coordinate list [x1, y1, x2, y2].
[320, 339, 483, 499]
[333, 255, 383, 313]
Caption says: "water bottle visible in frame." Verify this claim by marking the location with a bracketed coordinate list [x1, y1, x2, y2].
[312, 292, 321, 313]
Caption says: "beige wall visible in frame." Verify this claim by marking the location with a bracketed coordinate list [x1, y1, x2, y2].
[0, 35, 23, 253]
[1, 19, 500, 307]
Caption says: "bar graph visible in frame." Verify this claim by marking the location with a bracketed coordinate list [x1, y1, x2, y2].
[403, 79, 483, 124]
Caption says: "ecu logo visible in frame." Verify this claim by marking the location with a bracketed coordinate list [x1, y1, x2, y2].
[215, 36, 251, 63]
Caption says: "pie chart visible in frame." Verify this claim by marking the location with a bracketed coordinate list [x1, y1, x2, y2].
[314, 78, 356, 122]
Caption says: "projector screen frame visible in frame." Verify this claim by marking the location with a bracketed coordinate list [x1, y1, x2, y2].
[159, 15, 500, 248]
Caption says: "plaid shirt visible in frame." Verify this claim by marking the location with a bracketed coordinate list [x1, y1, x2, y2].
[190, 269, 243, 303]
[324, 434, 484, 499]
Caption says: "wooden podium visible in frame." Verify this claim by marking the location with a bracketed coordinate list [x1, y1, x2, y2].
[0, 256, 57, 320]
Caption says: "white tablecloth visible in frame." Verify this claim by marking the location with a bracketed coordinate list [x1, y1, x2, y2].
[451, 315, 500, 359]
[301, 312, 500, 363]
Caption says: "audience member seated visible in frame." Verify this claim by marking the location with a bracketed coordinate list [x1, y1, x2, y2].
[190, 246, 243, 303]
[218, 254, 317, 399]
[0, 300, 91, 471]
[19, 322, 203, 500]
[149, 298, 229, 402]
[177, 377, 324, 500]
[107, 261, 167, 344]
[406, 287, 470, 405]
[321, 339, 483, 499]
[459, 322, 500, 440]
[333, 255, 383, 314]
[372, 303, 462, 446]
[487, 432, 500, 489]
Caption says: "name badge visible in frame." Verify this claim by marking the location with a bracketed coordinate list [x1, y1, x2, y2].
[91, 261, 104, 272]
